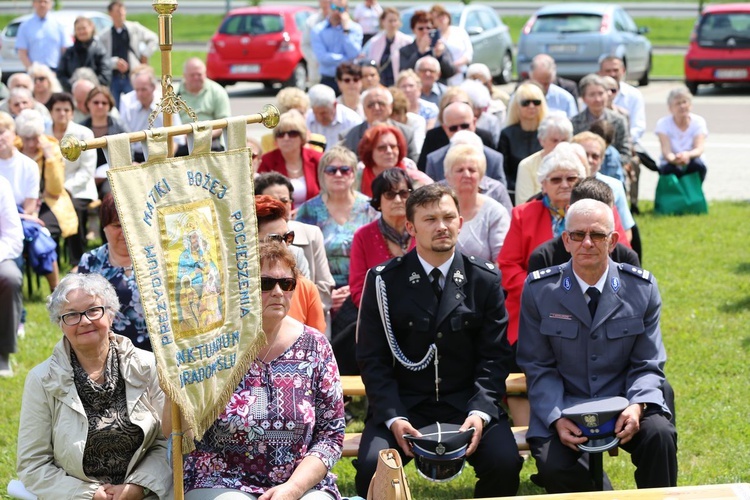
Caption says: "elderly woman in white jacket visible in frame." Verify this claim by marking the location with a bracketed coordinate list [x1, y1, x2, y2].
[16, 273, 172, 499]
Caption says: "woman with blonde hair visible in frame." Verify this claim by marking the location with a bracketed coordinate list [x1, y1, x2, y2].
[498, 82, 548, 201]
[396, 69, 437, 129]
[28, 62, 62, 108]
[258, 110, 322, 207]
[444, 143, 510, 261]
[430, 4, 472, 86]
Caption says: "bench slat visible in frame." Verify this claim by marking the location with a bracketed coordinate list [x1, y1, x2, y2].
[341, 374, 527, 398]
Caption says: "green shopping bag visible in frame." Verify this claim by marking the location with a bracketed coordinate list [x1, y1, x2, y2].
[654, 172, 708, 215]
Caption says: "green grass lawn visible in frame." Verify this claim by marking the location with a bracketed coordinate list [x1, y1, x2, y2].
[2, 201, 750, 496]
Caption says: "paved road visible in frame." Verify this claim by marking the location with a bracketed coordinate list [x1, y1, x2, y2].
[227, 80, 749, 202]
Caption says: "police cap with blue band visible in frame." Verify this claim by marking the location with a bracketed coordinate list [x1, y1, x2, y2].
[403, 423, 475, 482]
[562, 396, 629, 453]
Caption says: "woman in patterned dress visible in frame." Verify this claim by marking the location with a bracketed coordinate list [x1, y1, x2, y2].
[174, 241, 345, 500]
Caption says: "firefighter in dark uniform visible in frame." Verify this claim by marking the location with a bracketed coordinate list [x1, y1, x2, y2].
[354, 184, 522, 498]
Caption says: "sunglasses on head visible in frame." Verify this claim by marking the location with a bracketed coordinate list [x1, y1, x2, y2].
[324, 165, 352, 175]
[276, 130, 301, 139]
[520, 99, 542, 107]
[382, 189, 411, 200]
[447, 122, 471, 133]
[260, 276, 297, 292]
[547, 175, 580, 185]
[567, 230, 612, 243]
[265, 230, 295, 245]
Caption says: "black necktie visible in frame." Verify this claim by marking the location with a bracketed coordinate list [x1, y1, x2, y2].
[430, 268, 443, 301]
[587, 287, 601, 319]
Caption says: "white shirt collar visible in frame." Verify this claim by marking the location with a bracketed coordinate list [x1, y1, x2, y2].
[572, 267, 609, 300]
[416, 252, 455, 288]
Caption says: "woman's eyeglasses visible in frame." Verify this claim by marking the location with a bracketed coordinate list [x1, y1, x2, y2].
[567, 231, 612, 243]
[520, 99, 542, 107]
[90, 100, 110, 107]
[375, 143, 399, 152]
[60, 306, 107, 326]
[34, 76, 48, 83]
[324, 165, 352, 175]
[339, 77, 360, 84]
[265, 230, 295, 245]
[260, 276, 297, 292]
[447, 123, 471, 133]
[275, 130, 302, 139]
[331, 4, 346, 12]
[382, 189, 411, 200]
[546, 175, 580, 185]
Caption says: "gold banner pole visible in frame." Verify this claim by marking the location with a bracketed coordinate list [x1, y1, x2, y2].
[153, 1, 182, 499]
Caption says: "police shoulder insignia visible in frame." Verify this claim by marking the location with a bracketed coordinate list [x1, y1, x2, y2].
[530, 266, 563, 281]
[619, 264, 654, 283]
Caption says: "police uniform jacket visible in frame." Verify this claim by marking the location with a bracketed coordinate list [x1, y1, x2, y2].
[517, 259, 669, 441]
[356, 249, 514, 426]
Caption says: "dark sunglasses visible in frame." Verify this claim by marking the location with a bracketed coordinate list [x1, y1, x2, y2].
[340, 77, 360, 84]
[60, 306, 107, 326]
[520, 99, 542, 107]
[415, 26, 432, 31]
[324, 165, 352, 175]
[607, 88, 618, 94]
[260, 276, 297, 292]
[331, 4, 346, 12]
[265, 230, 295, 245]
[567, 230, 612, 243]
[34, 76, 48, 82]
[382, 189, 411, 200]
[547, 175, 580, 185]
[447, 122, 471, 133]
[276, 130, 302, 139]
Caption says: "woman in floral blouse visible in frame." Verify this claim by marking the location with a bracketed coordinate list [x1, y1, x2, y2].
[76, 192, 148, 350]
[177, 240, 345, 499]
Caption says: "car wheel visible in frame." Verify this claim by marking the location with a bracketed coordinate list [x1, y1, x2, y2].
[494, 51, 513, 84]
[637, 54, 652, 86]
[686, 81, 699, 95]
[284, 62, 308, 90]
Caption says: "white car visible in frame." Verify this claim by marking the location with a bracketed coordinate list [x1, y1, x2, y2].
[1, 10, 112, 81]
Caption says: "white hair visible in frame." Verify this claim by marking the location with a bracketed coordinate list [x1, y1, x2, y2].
[46, 273, 121, 324]
[565, 198, 614, 232]
[362, 86, 393, 105]
[449, 130, 483, 150]
[537, 142, 587, 184]
[415, 55, 440, 72]
[459, 79, 491, 110]
[308, 84, 336, 108]
[466, 63, 491, 81]
[537, 112, 573, 141]
[14, 109, 45, 138]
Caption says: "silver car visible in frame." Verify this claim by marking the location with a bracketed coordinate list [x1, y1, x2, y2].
[517, 3, 652, 84]
[1, 10, 112, 81]
[399, 4, 514, 84]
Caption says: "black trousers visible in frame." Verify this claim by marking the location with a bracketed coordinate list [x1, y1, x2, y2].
[528, 411, 677, 494]
[69, 197, 92, 266]
[354, 402, 522, 498]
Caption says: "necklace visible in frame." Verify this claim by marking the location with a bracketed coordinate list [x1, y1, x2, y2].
[260, 333, 281, 364]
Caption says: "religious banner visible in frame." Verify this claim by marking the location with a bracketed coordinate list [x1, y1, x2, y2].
[106, 121, 263, 450]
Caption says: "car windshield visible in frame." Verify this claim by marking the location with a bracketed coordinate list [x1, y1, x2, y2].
[3, 22, 22, 38]
[531, 14, 603, 34]
[698, 12, 750, 48]
[219, 14, 284, 35]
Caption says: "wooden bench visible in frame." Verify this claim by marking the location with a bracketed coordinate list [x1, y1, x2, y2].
[341, 374, 530, 457]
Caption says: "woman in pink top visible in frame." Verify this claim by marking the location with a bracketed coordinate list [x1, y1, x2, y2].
[349, 168, 415, 307]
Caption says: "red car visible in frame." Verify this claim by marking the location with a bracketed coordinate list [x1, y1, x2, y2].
[684, 3, 750, 95]
[207, 5, 315, 89]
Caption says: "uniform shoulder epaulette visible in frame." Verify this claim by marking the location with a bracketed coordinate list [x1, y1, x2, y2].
[529, 265, 563, 281]
[371, 255, 404, 275]
[618, 264, 654, 282]
[465, 254, 500, 274]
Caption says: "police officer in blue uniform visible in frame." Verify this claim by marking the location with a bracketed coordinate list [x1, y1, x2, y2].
[354, 184, 522, 498]
[518, 198, 677, 493]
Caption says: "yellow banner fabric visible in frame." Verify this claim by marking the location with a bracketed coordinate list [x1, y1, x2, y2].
[108, 148, 263, 450]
